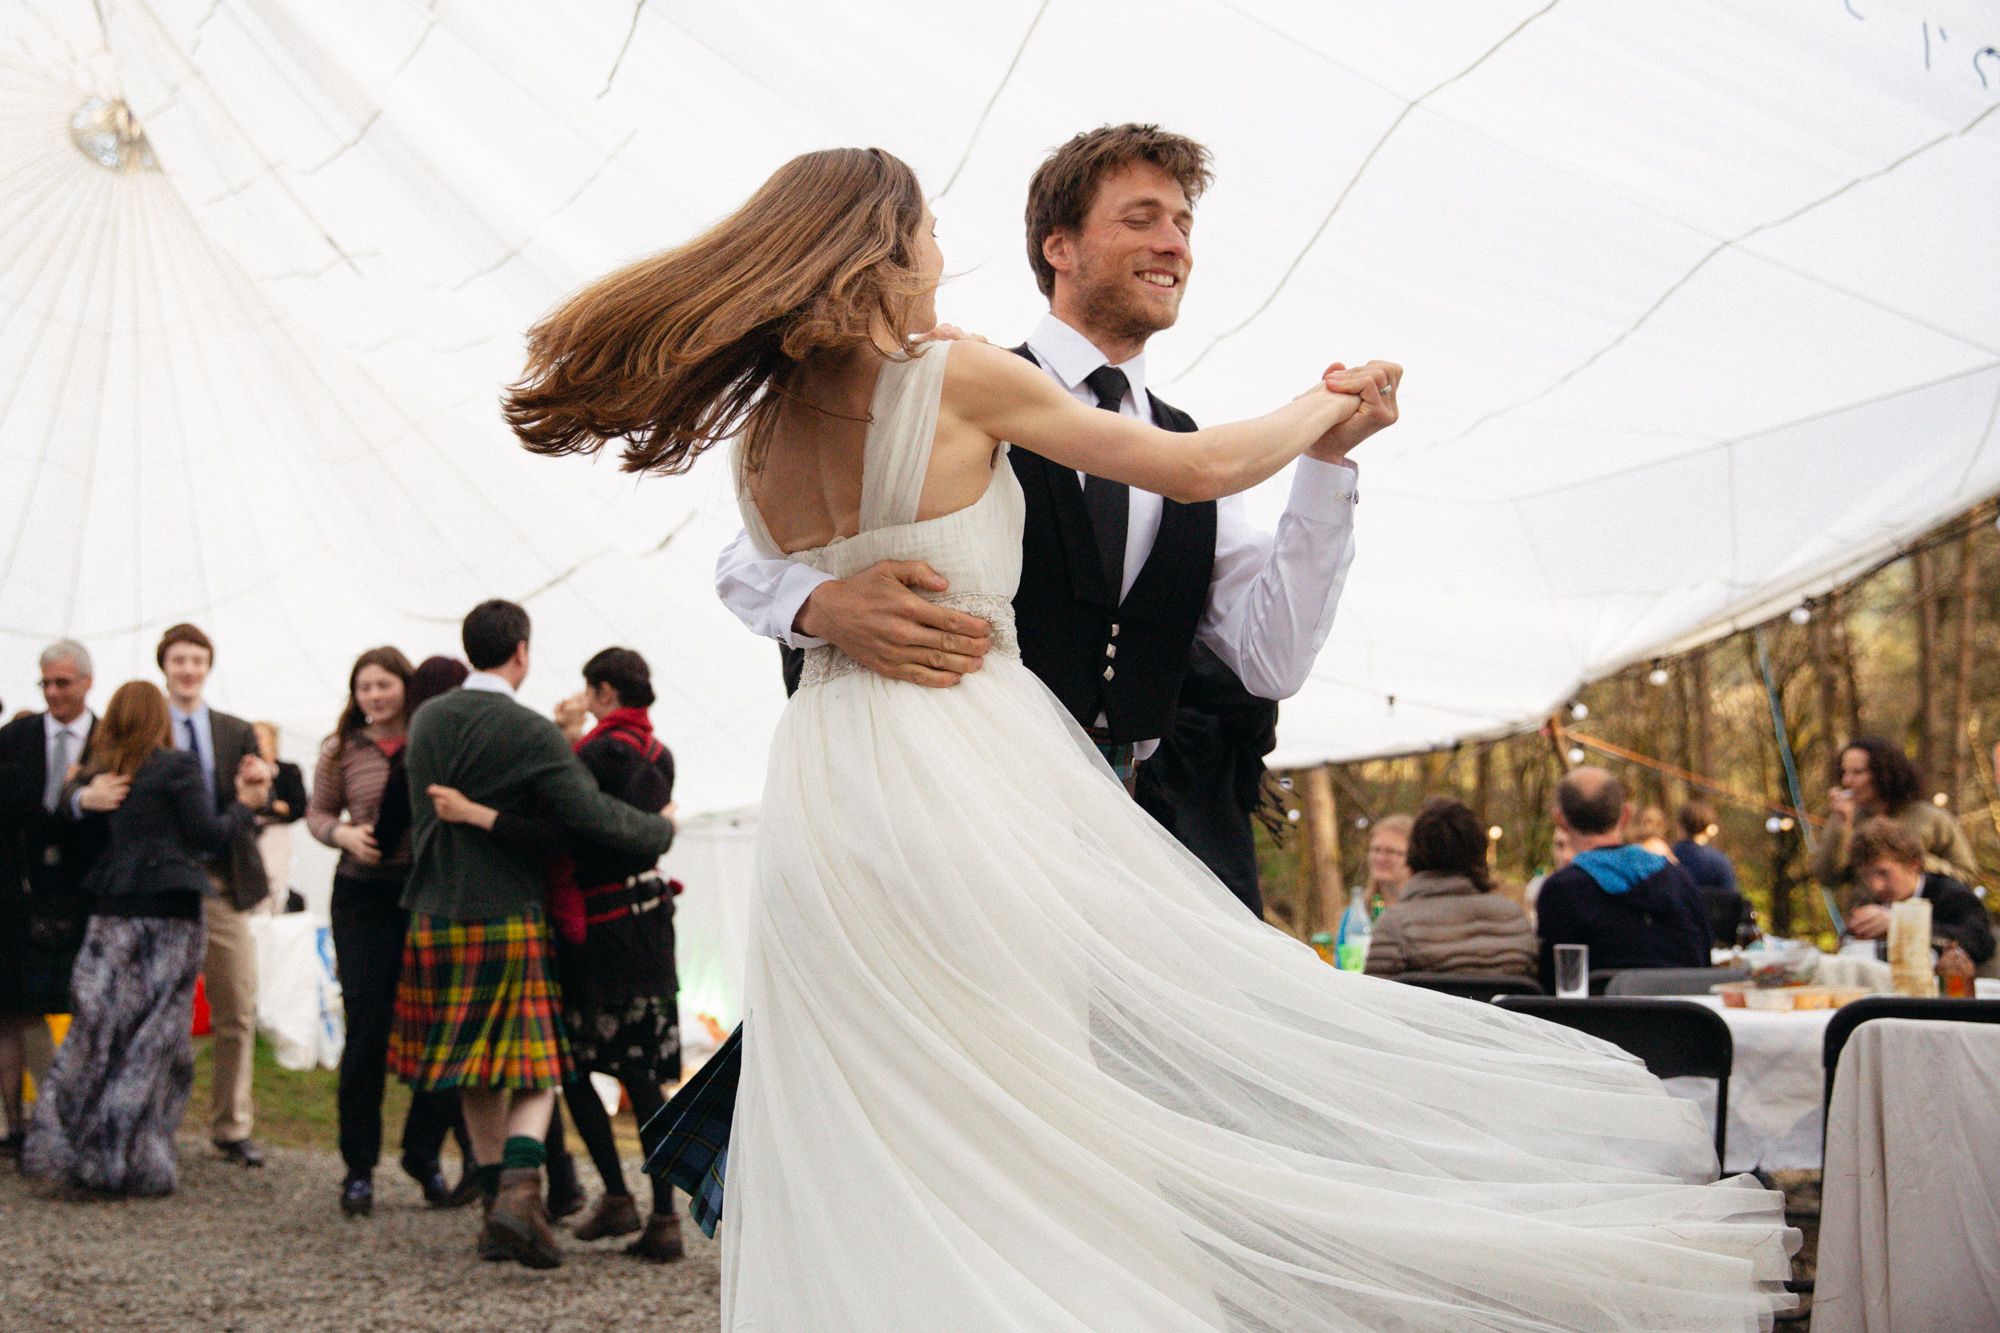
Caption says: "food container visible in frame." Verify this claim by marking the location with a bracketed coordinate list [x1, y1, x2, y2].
[1714, 983, 1873, 1011]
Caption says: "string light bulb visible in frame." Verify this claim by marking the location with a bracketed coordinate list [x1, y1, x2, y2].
[1764, 816, 1783, 834]
[1647, 662, 1669, 687]
[1566, 746, 1585, 765]
[1933, 792, 1950, 807]
[1355, 815, 1371, 830]
[1789, 606, 1812, 626]
[1286, 808, 1303, 823]
[1569, 701, 1589, 721]
[1488, 825, 1504, 841]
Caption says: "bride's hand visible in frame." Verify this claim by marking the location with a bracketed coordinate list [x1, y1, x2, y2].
[917, 324, 989, 345]
[1306, 362, 1400, 463]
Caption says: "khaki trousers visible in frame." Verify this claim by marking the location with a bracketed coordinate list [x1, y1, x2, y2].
[202, 897, 258, 1142]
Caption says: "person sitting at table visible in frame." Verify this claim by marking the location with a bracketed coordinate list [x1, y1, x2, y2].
[1672, 800, 1749, 947]
[1533, 767, 1712, 992]
[1844, 816, 1995, 972]
[1812, 737, 1977, 907]
[1364, 797, 1535, 980]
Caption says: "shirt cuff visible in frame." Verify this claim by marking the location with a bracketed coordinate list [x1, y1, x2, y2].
[774, 564, 838, 650]
[1286, 454, 1360, 514]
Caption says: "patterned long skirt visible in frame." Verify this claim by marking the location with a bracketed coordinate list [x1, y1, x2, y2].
[21, 912, 205, 1196]
[389, 910, 569, 1091]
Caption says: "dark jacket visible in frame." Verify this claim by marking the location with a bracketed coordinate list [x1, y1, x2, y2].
[193, 708, 272, 910]
[1916, 873, 1996, 966]
[1673, 840, 1747, 947]
[0, 711, 103, 909]
[1534, 848, 1712, 991]
[80, 750, 256, 908]
[260, 760, 308, 826]
[403, 687, 675, 920]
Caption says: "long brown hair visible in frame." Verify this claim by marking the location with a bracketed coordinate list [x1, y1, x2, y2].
[504, 147, 930, 476]
[82, 681, 173, 780]
[332, 646, 414, 757]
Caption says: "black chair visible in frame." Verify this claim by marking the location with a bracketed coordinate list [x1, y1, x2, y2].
[1587, 968, 1619, 996]
[1606, 967, 1748, 997]
[1495, 997, 1733, 1169]
[1392, 972, 1543, 1003]
[1821, 996, 2000, 1128]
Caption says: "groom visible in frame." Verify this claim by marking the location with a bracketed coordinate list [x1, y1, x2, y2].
[718, 123, 1398, 864]
[662, 125, 1401, 1236]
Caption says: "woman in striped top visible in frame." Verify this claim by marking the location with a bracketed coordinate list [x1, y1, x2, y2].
[309, 646, 461, 1217]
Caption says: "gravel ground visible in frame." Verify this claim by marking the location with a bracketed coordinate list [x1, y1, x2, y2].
[3, 1139, 721, 1332]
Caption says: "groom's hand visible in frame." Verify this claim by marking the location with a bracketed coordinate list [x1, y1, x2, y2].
[795, 561, 993, 688]
[1307, 360, 1401, 463]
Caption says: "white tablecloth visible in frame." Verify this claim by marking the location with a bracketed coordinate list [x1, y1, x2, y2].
[1813, 1018, 2000, 1333]
[1651, 995, 1832, 1174]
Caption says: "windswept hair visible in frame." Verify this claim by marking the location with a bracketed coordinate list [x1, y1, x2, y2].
[1025, 124, 1213, 299]
[505, 148, 931, 476]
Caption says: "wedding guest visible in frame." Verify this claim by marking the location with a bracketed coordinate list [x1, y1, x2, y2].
[308, 647, 465, 1216]
[429, 646, 684, 1261]
[1844, 817, 1995, 969]
[1533, 768, 1710, 991]
[0, 640, 100, 1156]
[1365, 814, 1414, 912]
[1671, 800, 1748, 947]
[250, 721, 308, 914]
[355, 652, 481, 1209]
[1631, 806, 1676, 859]
[1521, 826, 1575, 922]
[1811, 737, 1977, 902]
[155, 623, 271, 1166]
[389, 601, 674, 1269]
[22, 681, 269, 1195]
[1365, 798, 1535, 980]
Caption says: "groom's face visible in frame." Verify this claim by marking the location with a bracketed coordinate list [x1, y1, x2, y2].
[1054, 161, 1193, 347]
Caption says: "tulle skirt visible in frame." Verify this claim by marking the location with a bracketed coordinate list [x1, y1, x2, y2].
[724, 653, 1796, 1331]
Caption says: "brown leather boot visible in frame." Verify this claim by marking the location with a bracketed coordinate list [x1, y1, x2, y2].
[624, 1209, 685, 1263]
[476, 1193, 507, 1261]
[573, 1192, 642, 1241]
[482, 1168, 563, 1269]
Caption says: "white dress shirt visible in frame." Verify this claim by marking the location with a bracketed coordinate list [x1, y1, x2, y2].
[463, 671, 518, 697]
[43, 710, 92, 812]
[713, 312, 1360, 751]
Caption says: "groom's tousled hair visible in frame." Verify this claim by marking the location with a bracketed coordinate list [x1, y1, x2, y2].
[1025, 124, 1213, 299]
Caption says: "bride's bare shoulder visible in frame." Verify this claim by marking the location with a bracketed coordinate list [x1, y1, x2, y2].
[939, 337, 1057, 415]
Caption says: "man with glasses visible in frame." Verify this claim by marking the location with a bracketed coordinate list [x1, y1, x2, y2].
[0, 640, 99, 1156]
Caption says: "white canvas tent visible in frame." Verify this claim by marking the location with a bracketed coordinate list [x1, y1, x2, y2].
[5, 1, 1997, 809]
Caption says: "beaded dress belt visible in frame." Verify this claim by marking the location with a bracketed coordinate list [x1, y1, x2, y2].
[798, 593, 1019, 689]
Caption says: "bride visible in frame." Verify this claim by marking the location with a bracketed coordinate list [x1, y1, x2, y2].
[506, 147, 1794, 1330]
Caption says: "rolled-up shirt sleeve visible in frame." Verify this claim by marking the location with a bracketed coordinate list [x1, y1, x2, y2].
[715, 527, 836, 650]
[1199, 457, 1358, 700]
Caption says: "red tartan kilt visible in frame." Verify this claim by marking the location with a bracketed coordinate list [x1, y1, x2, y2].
[389, 911, 569, 1090]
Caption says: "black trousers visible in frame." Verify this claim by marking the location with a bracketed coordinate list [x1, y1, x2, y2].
[330, 875, 463, 1177]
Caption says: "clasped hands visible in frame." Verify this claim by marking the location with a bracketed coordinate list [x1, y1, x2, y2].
[76, 753, 271, 815]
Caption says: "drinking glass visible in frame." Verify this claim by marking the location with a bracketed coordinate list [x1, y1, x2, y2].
[1554, 943, 1589, 999]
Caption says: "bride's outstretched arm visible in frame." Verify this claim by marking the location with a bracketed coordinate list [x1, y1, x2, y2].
[940, 339, 1389, 503]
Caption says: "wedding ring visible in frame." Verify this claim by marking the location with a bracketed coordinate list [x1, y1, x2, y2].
[1381, 383, 1395, 395]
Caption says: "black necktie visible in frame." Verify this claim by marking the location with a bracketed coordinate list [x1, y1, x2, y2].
[1081, 365, 1130, 605]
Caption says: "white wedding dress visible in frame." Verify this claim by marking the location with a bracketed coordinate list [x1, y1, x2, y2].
[725, 343, 1795, 1331]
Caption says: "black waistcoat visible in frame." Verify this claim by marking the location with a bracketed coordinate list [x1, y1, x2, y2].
[1006, 345, 1218, 743]
[776, 346, 1220, 741]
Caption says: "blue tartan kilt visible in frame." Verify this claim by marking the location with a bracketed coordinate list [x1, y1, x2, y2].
[642, 1023, 740, 1238]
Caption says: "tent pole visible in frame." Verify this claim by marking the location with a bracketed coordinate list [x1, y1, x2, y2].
[1755, 626, 1843, 935]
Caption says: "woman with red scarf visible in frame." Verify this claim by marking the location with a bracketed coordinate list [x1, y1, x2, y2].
[428, 646, 682, 1260]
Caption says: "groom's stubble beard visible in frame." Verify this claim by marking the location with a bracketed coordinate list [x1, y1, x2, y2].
[1070, 250, 1182, 353]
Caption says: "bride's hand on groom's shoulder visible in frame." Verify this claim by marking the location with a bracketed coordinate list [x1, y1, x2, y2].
[796, 560, 994, 689]
[916, 324, 989, 345]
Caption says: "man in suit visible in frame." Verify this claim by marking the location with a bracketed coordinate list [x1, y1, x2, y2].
[396, 600, 676, 1268]
[0, 639, 99, 1153]
[719, 123, 1397, 847]
[153, 622, 271, 1165]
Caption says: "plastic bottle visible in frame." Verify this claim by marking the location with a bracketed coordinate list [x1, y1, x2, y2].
[1335, 890, 1373, 971]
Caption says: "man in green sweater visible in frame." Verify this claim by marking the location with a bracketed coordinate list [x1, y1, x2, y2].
[389, 599, 676, 1269]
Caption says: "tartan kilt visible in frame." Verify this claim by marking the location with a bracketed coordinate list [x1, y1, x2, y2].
[389, 910, 569, 1091]
[643, 1023, 740, 1238]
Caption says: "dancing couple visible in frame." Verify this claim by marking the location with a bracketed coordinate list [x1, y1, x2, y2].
[505, 126, 1795, 1329]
